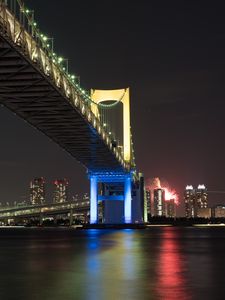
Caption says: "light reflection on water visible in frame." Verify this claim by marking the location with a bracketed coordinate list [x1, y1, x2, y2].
[155, 228, 192, 300]
[0, 227, 225, 299]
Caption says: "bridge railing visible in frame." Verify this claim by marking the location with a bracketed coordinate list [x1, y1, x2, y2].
[0, 0, 129, 170]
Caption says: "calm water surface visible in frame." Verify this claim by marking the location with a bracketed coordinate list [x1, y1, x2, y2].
[0, 226, 225, 300]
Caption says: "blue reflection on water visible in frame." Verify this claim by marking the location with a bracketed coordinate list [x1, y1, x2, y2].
[1, 227, 224, 300]
[84, 229, 143, 300]
[88, 241, 98, 250]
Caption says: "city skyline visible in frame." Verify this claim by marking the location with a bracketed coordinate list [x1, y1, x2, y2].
[1, 0, 225, 217]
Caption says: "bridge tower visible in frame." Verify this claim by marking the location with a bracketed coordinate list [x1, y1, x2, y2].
[89, 88, 133, 224]
[0, 1, 144, 224]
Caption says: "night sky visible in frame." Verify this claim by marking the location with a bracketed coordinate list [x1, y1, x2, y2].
[1, 0, 225, 215]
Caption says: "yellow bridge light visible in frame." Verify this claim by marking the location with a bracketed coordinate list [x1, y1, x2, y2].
[90, 88, 131, 163]
[58, 57, 63, 63]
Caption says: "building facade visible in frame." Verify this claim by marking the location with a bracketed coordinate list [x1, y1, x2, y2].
[184, 184, 208, 217]
[30, 177, 45, 205]
[146, 189, 151, 220]
[53, 179, 69, 203]
[184, 185, 195, 218]
[196, 185, 208, 211]
[197, 208, 211, 218]
[153, 188, 165, 216]
[212, 205, 225, 218]
[165, 199, 176, 218]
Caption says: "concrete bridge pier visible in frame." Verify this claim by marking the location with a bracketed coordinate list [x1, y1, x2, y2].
[90, 175, 98, 224]
[89, 172, 132, 224]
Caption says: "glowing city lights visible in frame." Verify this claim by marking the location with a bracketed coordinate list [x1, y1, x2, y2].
[198, 184, 206, 189]
[186, 185, 194, 190]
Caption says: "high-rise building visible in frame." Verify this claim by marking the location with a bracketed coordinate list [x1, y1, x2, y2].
[184, 184, 208, 217]
[165, 199, 176, 218]
[146, 189, 151, 220]
[30, 177, 45, 205]
[184, 185, 195, 218]
[153, 188, 165, 216]
[53, 179, 69, 203]
[196, 184, 208, 211]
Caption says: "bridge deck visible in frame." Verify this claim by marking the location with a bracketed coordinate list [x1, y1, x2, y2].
[0, 3, 125, 172]
[0, 202, 89, 219]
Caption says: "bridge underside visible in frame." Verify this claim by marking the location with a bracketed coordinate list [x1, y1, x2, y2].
[0, 35, 124, 172]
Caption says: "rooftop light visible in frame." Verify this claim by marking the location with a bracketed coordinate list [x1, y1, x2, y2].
[186, 185, 194, 190]
[198, 184, 206, 190]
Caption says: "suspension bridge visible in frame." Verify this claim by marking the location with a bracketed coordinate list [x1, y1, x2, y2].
[0, 0, 146, 224]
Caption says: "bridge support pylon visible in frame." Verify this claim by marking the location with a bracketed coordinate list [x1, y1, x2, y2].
[124, 175, 132, 223]
[89, 172, 132, 224]
[90, 175, 98, 224]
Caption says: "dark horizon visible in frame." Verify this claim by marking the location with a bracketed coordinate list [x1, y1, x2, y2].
[1, 0, 225, 215]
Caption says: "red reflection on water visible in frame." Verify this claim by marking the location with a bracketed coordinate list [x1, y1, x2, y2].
[155, 228, 192, 300]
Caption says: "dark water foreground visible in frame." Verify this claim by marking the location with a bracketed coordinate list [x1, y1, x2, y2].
[0, 227, 225, 300]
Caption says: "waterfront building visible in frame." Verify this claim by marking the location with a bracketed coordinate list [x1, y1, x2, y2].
[196, 184, 208, 210]
[184, 184, 208, 217]
[165, 198, 176, 218]
[184, 185, 195, 218]
[146, 189, 151, 220]
[153, 188, 165, 216]
[212, 205, 225, 218]
[53, 179, 69, 203]
[197, 208, 211, 218]
[30, 177, 45, 205]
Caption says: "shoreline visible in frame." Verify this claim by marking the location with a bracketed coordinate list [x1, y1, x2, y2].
[1, 223, 225, 229]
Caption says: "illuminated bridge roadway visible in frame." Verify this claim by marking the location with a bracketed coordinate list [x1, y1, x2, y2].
[0, 201, 90, 225]
[0, 0, 145, 224]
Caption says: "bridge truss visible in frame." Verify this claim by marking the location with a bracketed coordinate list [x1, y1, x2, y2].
[0, 0, 145, 224]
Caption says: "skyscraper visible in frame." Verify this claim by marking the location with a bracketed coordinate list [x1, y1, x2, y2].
[196, 184, 208, 210]
[53, 179, 69, 203]
[165, 199, 176, 218]
[184, 184, 208, 217]
[146, 189, 151, 220]
[153, 188, 165, 216]
[184, 185, 195, 218]
[30, 177, 45, 205]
